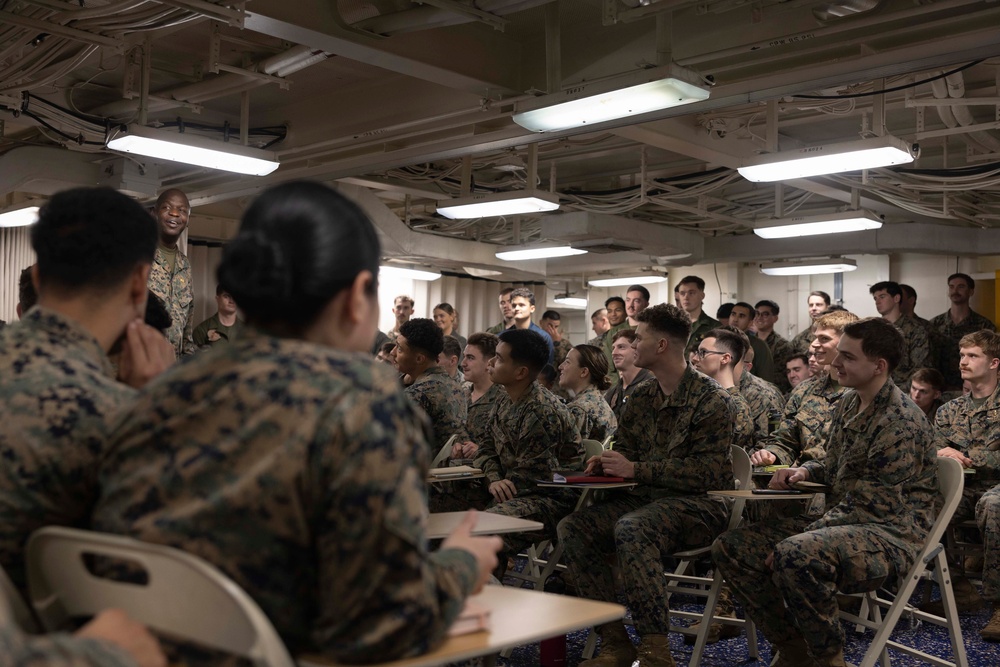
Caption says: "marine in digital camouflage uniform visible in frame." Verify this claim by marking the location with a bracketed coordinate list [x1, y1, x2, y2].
[931, 309, 996, 389]
[92, 330, 479, 664]
[601, 320, 633, 386]
[404, 365, 469, 452]
[475, 380, 582, 564]
[891, 313, 930, 387]
[148, 246, 194, 357]
[791, 325, 814, 354]
[466, 381, 504, 446]
[604, 367, 654, 421]
[686, 311, 720, 356]
[553, 337, 573, 370]
[714, 376, 937, 664]
[738, 368, 785, 449]
[726, 386, 756, 453]
[759, 371, 847, 465]
[567, 385, 618, 442]
[933, 385, 1000, 614]
[763, 330, 797, 394]
[0, 308, 135, 590]
[0, 622, 135, 667]
[558, 366, 735, 643]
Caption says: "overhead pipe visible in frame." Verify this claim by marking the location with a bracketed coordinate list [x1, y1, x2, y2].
[944, 71, 1000, 154]
[352, 0, 556, 35]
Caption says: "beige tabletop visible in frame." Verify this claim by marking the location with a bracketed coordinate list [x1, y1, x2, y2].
[709, 489, 817, 500]
[299, 584, 625, 667]
[427, 466, 484, 482]
[426, 511, 543, 539]
[536, 481, 637, 490]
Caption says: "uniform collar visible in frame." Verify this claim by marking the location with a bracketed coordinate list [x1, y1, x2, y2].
[22, 306, 115, 377]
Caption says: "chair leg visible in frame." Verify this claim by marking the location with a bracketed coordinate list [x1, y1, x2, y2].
[746, 615, 758, 660]
[688, 569, 724, 667]
[935, 551, 970, 667]
[582, 627, 597, 660]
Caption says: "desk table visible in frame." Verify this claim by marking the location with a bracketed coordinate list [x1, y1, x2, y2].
[427, 466, 484, 483]
[426, 511, 543, 539]
[298, 585, 625, 667]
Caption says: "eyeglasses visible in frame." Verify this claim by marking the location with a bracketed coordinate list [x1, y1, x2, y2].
[695, 348, 727, 359]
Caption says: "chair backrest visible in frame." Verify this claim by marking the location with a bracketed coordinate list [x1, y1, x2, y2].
[725, 445, 753, 531]
[430, 433, 461, 468]
[925, 457, 965, 550]
[27, 527, 295, 667]
[0, 563, 38, 632]
[581, 439, 605, 461]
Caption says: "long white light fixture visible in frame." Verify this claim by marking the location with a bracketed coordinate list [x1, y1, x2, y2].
[738, 135, 917, 183]
[437, 190, 560, 219]
[495, 245, 587, 261]
[589, 275, 668, 287]
[379, 265, 442, 281]
[754, 211, 883, 239]
[0, 205, 40, 227]
[513, 64, 711, 133]
[107, 125, 280, 176]
[554, 295, 588, 309]
[760, 257, 858, 276]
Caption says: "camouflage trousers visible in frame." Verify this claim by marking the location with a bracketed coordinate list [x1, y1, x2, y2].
[712, 517, 913, 660]
[957, 481, 1000, 602]
[556, 493, 729, 636]
[486, 491, 577, 564]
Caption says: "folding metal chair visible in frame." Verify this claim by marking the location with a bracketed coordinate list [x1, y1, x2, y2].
[664, 444, 758, 666]
[27, 526, 295, 667]
[430, 433, 462, 469]
[838, 456, 968, 667]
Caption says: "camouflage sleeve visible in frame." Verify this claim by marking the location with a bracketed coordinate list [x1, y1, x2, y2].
[508, 410, 564, 494]
[181, 305, 196, 356]
[933, 401, 964, 452]
[727, 388, 755, 453]
[312, 387, 477, 661]
[909, 322, 930, 369]
[804, 417, 928, 531]
[0, 624, 136, 667]
[473, 403, 503, 483]
[762, 386, 806, 465]
[630, 389, 735, 494]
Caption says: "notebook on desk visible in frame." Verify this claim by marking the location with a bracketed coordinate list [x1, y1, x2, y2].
[550, 471, 625, 484]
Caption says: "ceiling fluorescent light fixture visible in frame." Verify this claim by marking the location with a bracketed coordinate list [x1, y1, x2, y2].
[589, 275, 668, 287]
[754, 211, 883, 239]
[107, 125, 280, 176]
[738, 135, 917, 183]
[495, 245, 587, 261]
[513, 64, 710, 133]
[0, 204, 40, 227]
[379, 265, 442, 281]
[437, 190, 560, 219]
[554, 295, 588, 309]
[760, 257, 858, 276]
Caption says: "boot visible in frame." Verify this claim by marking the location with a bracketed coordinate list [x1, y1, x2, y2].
[964, 554, 984, 573]
[580, 621, 637, 667]
[919, 575, 984, 616]
[813, 649, 848, 667]
[636, 634, 676, 667]
[684, 586, 741, 645]
[982, 605, 1000, 642]
[770, 636, 818, 667]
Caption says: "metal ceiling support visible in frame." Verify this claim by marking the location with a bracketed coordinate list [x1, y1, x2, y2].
[413, 0, 509, 30]
[156, 0, 245, 26]
[872, 78, 885, 137]
[243, 2, 521, 96]
[138, 36, 152, 126]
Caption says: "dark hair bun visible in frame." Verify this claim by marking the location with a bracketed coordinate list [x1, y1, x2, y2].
[218, 230, 292, 314]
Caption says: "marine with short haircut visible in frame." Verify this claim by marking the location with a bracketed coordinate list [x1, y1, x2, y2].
[192, 284, 243, 348]
[692, 328, 755, 453]
[587, 308, 611, 347]
[601, 295, 633, 386]
[726, 326, 784, 450]
[870, 280, 929, 387]
[752, 310, 859, 467]
[485, 287, 515, 335]
[148, 188, 195, 356]
[926, 330, 1000, 637]
[676, 275, 719, 354]
[558, 303, 735, 667]
[604, 328, 653, 420]
[715, 318, 938, 667]
[507, 287, 555, 365]
[475, 328, 583, 576]
[791, 290, 830, 354]
[755, 299, 797, 394]
[395, 318, 469, 451]
[729, 301, 776, 384]
[387, 294, 414, 344]
[541, 309, 573, 369]
[0, 187, 167, 590]
[931, 273, 997, 390]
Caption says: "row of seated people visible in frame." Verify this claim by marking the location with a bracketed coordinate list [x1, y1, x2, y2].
[0, 181, 995, 667]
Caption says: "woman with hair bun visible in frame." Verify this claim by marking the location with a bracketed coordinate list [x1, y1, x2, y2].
[93, 181, 499, 664]
[558, 343, 618, 441]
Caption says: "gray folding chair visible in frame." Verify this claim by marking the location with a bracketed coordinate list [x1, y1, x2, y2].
[838, 456, 968, 667]
[0, 562, 39, 632]
[430, 433, 462, 469]
[27, 526, 295, 667]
